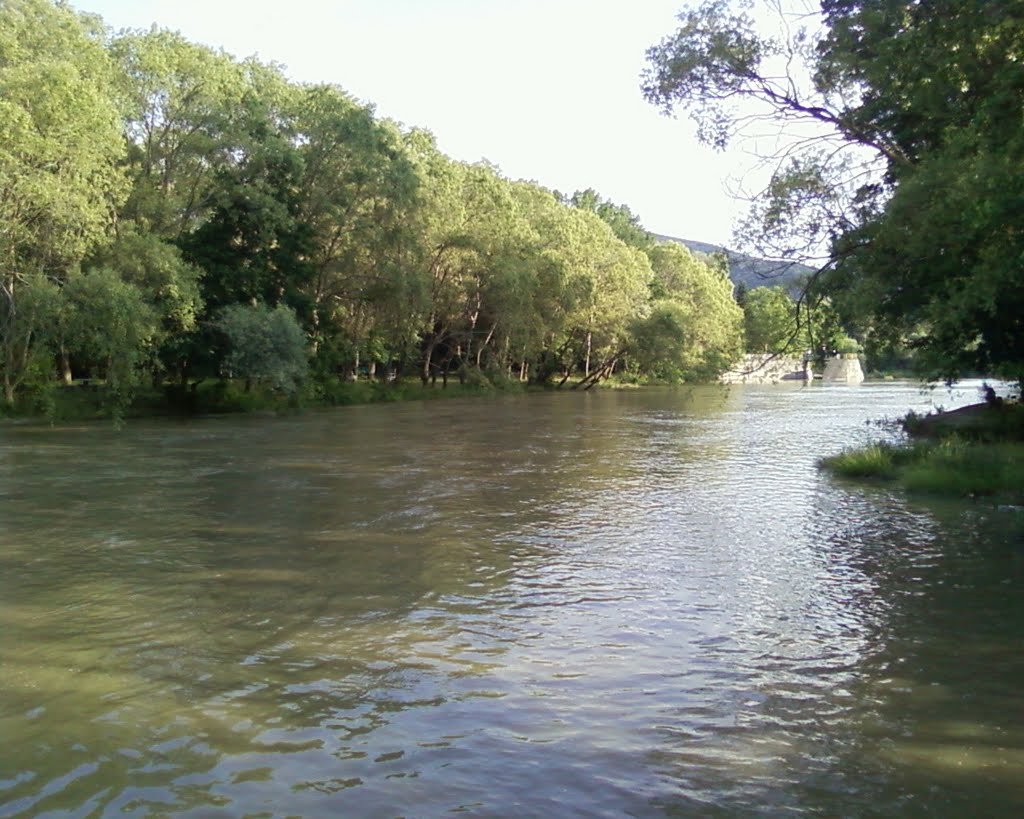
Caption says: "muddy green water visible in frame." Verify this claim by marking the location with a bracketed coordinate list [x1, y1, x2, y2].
[1, 382, 1022, 817]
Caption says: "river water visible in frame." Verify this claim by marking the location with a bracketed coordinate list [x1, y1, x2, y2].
[1, 381, 1022, 817]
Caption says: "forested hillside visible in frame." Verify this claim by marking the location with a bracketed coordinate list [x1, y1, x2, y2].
[654, 235, 812, 292]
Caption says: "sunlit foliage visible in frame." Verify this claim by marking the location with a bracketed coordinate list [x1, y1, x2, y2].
[0, 1, 753, 411]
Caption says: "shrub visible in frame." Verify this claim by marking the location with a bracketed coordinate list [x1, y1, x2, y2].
[836, 336, 862, 355]
[219, 304, 308, 394]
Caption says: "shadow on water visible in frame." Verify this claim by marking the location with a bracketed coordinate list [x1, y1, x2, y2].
[809, 494, 1024, 814]
[1, 384, 1022, 816]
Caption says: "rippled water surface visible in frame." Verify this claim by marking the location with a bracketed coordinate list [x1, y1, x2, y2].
[2, 382, 1023, 817]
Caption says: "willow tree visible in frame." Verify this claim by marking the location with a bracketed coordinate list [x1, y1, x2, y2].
[631, 242, 742, 381]
[568, 188, 654, 252]
[402, 141, 537, 385]
[0, 0, 126, 403]
[292, 85, 421, 375]
[111, 27, 250, 239]
[559, 209, 653, 386]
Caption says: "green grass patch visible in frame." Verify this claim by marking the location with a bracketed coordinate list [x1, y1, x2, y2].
[902, 440, 1024, 497]
[821, 437, 1024, 500]
[820, 443, 901, 480]
[819, 441, 927, 480]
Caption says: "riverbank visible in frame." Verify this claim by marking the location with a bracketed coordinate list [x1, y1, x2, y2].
[0, 377, 533, 424]
[0, 371, 689, 425]
[820, 400, 1024, 500]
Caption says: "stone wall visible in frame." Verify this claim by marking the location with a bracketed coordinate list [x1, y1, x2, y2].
[720, 354, 812, 385]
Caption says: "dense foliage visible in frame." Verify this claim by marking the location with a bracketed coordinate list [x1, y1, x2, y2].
[644, 0, 1024, 385]
[0, 0, 750, 412]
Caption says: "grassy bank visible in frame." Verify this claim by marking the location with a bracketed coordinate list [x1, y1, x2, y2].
[0, 376, 531, 424]
[821, 438, 1024, 500]
[820, 401, 1024, 500]
[2, 368, 690, 425]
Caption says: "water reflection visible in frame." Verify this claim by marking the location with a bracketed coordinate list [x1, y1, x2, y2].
[1, 383, 1022, 816]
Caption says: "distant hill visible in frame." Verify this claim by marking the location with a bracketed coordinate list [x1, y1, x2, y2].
[654, 234, 815, 292]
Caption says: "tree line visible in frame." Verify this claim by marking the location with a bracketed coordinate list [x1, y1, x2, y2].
[3, 0, 790, 412]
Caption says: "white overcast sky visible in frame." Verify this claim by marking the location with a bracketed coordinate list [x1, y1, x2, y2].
[73, 0, 763, 247]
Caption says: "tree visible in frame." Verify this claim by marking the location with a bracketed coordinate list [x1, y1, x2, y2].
[180, 97, 312, 310]
[635, 242, 742, 380]
[85, 228, 203, 381]
[174, 90, 316, 381]
[558, 209, 653, 385]
[0, 275, 61, 406]
[402, 140, 541, 385]
[642, 0, 889, 264]
[644, 0, 1024, 384]
[505, 181, 589, 383]
[291, 85, 421, 375]
[817, 3, 1024, 383]
[111, 27, 249, 238]
[58, 268, 157, 391]
[219, 303, 308, 393]
[743, 286, 796, 354]
[0, 0, 127, 404]
[567, 189, 654, 252]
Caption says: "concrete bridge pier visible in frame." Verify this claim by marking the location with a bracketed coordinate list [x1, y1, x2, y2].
[821, 356, 865, 384]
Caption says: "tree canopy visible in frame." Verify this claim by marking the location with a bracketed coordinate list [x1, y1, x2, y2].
[0, 0, 756, 412]
[645, 0, 1024, 384]
[0, 0, 127, 403]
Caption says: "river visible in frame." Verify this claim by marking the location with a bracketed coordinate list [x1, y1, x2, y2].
[1, 381, 1022, 817]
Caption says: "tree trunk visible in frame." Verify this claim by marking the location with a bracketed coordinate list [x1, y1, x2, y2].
[573, 349, 625, 390]
[309, 306, 321, 356]
[60, 347, 72, 385]
[421, 338, 436, 386]
[476, 324, 495, 368]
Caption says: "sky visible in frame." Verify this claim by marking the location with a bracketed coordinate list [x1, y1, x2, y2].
[73, 0, 759, 247]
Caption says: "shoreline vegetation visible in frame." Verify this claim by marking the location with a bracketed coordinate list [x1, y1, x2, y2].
[1, 1, 766, 415]
[0, 370, 657, 425]
[0, 374, 532, 425]
[820, 398, 1024, 501]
